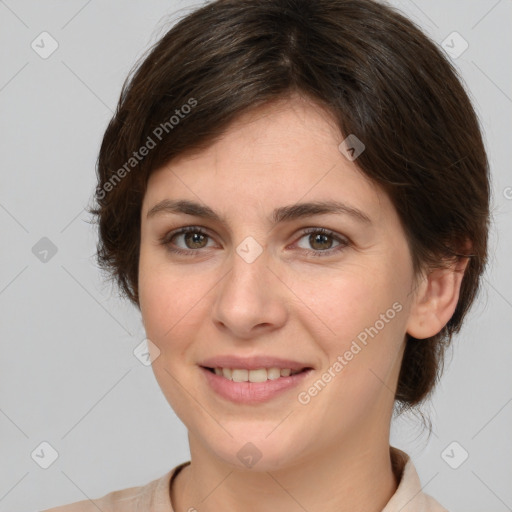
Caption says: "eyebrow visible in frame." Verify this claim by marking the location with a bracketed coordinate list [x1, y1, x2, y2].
[146, 199, 372, 225]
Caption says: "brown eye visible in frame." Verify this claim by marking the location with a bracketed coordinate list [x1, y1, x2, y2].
[162, 226, 215, 255]
[182, 231, 208, 249]
[295, 228, 349, 257]
[308, 232, 334, 251]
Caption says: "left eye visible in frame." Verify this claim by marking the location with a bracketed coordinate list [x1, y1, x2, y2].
[295, 228, 348, 254]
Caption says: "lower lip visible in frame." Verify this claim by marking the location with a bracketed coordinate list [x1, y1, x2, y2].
[200, 367, 313, 404]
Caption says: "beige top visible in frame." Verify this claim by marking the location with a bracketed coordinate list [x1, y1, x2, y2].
[42, 446, 448, 512]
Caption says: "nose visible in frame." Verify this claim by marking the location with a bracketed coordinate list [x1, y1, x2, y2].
[211, 246, 288, 340]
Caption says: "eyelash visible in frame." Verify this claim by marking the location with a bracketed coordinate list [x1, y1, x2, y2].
[160, 226, 350, 258]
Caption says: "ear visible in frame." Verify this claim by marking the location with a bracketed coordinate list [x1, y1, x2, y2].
[406, 255, 470, 339]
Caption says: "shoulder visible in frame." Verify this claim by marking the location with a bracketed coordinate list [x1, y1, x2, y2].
[40, 462, 190, 512]
[423, 492, 450, 512]
[39, 481, 160, 512]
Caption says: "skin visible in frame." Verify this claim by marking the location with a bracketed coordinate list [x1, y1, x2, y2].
[138, 94, 468, 512]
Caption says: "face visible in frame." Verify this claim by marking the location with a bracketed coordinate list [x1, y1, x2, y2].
[138, 95, 419, 471]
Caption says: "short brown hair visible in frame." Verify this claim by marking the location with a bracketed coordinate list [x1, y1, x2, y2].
[90, 0, 490, 414]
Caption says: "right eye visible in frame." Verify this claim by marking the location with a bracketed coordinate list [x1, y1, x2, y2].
[161, 226, 217, 255]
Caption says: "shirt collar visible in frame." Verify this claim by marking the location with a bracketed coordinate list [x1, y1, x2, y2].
[383, 446, 447, 512]
[156, 446, 446, 512]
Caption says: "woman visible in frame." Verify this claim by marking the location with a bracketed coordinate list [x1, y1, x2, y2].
[44, 0, 490, 510]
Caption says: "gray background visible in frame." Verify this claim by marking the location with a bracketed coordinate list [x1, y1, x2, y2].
[0, 1, 511, 510]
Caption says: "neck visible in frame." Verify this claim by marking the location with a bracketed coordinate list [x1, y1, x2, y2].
[171, 429, 399, 512]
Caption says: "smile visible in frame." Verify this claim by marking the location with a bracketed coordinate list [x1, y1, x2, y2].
[205, 367, 306, 382]
[200, 366, 313, 403]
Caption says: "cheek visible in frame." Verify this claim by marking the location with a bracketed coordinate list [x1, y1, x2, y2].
[294, 271, 406, 411]
[138, 249, 217, 353]
[139, 244, 177, 344]
[289, 261, 409, 389]
[290, 262, 400, 338]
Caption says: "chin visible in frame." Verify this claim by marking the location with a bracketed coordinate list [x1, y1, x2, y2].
[202, 428, 308, 472]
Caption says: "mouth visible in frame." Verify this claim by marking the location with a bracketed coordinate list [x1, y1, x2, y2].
[201, 366, 312, 382]
[199, 365, 314, 403]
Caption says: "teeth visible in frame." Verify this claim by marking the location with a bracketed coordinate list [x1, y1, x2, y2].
[232, 369, 249, 382]
[267, 368, 282, 380]
[212, 367, 302, 382]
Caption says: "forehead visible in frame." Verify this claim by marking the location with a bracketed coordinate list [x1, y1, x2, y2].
[142, 96, 390, 226]
[161, 96, 344, 176]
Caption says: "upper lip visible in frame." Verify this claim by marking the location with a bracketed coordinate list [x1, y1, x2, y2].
[199, 355, 313, 371]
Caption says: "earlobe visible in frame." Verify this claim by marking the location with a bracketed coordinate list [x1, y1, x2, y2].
[406, 256, 470, 339]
